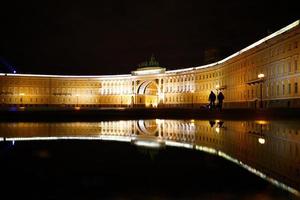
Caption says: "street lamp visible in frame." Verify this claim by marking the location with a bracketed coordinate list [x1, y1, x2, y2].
[256, 120, 267, 144]
[258, 73, 265, 109]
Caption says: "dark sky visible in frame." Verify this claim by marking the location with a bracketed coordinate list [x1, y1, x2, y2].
[0, 0, 299, 75]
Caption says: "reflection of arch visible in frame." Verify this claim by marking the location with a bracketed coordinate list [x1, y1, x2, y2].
[137, 80, 158, 95]
[137, 120, 158, 135]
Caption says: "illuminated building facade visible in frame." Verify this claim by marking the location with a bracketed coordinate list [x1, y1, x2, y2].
[0, 20, 300, 108]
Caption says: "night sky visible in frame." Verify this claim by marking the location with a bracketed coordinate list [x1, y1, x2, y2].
[0, 1, 299, 75]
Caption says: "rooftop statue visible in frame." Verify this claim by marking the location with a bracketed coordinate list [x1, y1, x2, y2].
[138, 55, 160, 68]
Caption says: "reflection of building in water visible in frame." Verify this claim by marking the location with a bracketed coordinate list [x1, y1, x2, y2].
[0, 119, 300, 195]
[0, 21, 300, 108]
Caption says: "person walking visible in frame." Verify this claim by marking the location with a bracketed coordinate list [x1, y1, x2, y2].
[208, 91, 216, 110]
[217, 91, 224, 111]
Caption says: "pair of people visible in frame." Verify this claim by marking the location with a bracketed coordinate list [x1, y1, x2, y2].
[208, 91, 224, 111]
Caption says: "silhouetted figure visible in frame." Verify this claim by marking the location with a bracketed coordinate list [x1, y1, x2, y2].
[209, 120, 216, 127]
[217, 121, 224, 128]
[217, 92, 224, 111]
[208, 91, 216, 110]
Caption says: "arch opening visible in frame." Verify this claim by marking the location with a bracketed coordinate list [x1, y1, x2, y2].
[136, 80, 159, 107]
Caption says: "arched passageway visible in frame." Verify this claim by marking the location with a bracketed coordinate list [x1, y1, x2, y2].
[136, 80, 159, 107]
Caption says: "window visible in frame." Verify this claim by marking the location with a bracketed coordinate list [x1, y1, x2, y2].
[295, 60, 298, 72]
[282, 84, 285, 95]
[295, 82, 298, 94]
[288, 83, 291, 94]
[270, 84, 273, 96]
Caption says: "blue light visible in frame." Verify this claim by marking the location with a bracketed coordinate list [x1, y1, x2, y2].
[13, 70, 16, 74]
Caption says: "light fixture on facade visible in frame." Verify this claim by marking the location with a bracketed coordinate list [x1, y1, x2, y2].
[258, 137, 265, 144]
[258, 73, 265, 79]
[158, 92, 164, 101]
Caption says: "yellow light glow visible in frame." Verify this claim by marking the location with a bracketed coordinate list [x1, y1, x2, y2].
[155, 119, 164, 124]
[258, 73, 265, 78]
[215, 127, 220, 133]
[75, 107, 81, 110]
[19, 93, 25, 96]
[132, 67, 166, 76]
[133, 140, 164, 148]
[258, 137, 265, 144]
[255, 120, 268, 125]
[216, 84, 220, 89]
[5, 136, 132, 142]
[165, 141, 193, 149]
[158, 92, 164, 101]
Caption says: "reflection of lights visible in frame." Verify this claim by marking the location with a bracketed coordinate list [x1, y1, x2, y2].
[165, 141, 193, 149]
[258, 137, 265, 144]
[5, 136, 132, 142]
[255, 120, 268, 125]
[195, 145, 217, 154]
[133, 140, 164, 148]
[12, 140, 15, 146]
[6, 137, 100, 141]
[195, 144, 300, 196]
[215, 127, 220, 133]
[217, 151, 300, 197]
[74, 107, 81, 110]
[101, 136, 131, 142]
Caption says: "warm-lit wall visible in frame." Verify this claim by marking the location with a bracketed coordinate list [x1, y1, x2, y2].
[1, 20, 300, 108]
